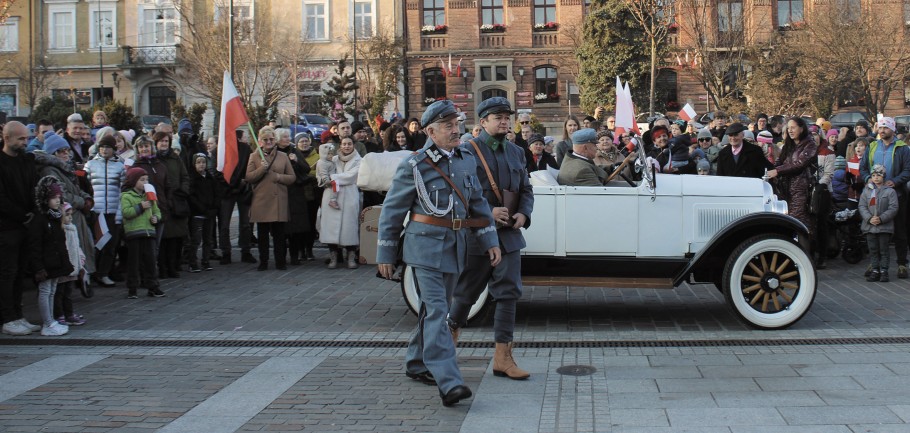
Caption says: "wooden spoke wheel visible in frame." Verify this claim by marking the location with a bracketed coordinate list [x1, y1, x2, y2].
[722, 235, 817, 329]
[401, 265, 489, 322]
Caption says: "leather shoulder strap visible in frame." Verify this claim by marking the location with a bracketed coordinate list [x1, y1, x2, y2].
[420, 158, 470, 216]
[468, 139, 504, 205]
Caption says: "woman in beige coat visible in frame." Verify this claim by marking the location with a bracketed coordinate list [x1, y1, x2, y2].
[317, 137, 362, 269]
[245, 126, 296, 271]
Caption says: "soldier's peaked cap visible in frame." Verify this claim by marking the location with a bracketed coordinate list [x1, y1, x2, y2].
[421, 100, 459, 128]
[477, 97, 514, 119]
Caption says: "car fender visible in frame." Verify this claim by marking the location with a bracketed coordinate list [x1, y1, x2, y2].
[674, 212, 810, 286]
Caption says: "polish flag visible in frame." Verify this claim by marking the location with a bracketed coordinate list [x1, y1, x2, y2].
[217, 71, 250, 178]
[678, 103, 697, 121]
[93, 214, 111, 250]
[144, 183, 158, 202]
[623, 81, 641, 135]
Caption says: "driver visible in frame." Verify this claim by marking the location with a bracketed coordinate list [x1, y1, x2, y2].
[557, 128, 607, 186]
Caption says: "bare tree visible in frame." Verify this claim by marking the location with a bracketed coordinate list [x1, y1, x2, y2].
[348, 25, 406, 131]
[0, 53, 58, 113]
[170, 1, 313, 117]
[0, 1, 16, 23]
[674, 0, 768, 112]
[619, 0, 674, 114]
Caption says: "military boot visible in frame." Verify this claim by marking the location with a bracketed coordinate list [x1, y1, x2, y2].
[493, 342, 530, 380]
[328, 250, 339, 269]
[347, 251, 359, 269]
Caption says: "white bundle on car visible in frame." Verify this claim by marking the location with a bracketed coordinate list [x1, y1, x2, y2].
[357, 150, 412, 192]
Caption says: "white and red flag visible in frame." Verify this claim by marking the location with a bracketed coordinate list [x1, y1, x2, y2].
[678, 103, 697, 121]
[144, 183, 158, 202]
[217, 71, 250, 178]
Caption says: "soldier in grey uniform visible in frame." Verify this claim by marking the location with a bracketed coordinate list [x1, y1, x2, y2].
[449, 97, 535, 380]
[377, 100, 502, 407]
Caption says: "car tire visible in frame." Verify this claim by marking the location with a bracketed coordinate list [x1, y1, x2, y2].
[401, 265, 489, 322]
[722, 234, 817, 330]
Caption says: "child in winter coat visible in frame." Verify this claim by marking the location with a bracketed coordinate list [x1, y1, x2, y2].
[859, 164, 900, 282]
[316, 143, 339, 209]
[27, 176, 74, 336]
[120, 167, 165, 298]
[188, 153, 220, 272]
[54, 202, 86, 326]
[830, 156, 852, 207]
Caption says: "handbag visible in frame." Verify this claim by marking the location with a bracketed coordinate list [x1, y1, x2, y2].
[468, 140, 520, 222]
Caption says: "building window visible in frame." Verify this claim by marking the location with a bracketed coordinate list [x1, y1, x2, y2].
[534, 0, 556, 25]
[481, 0, 504, 26]
[303, 0, 329, 40]
[839, 0, 861, 22]
[0, 17, 18, 52]
[48, 5, 76, 51]
[0, 82, 17, 116]
[140, 5, 178, 45]
[214, 0, 254, 41]
[423, 0, 445, 26]
[905, 0, 910, 25]
[481, 88, 507, 100]
[423, 68, 446, 105]
[90, 6, 116, 49]
[353, 0, 374, 39]
[656, 69, 678, 111]
[904, 79, 910, 107]
[777, 0, 803, 27]
[534, 66, 558, 102]
[479, 65, 508, 82]
[717, 0, 743, 33]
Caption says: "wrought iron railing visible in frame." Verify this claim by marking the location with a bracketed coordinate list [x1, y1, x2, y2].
[121, 45, 180, 67]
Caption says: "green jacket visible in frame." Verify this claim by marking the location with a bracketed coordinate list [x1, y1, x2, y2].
[120, 189, 161, 239]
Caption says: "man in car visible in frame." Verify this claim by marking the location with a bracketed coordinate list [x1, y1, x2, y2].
[450, 96, 534, 382]
[557, 128, 607, 186]
[716, 123, 774, 178]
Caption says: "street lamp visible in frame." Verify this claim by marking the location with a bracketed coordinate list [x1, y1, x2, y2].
[111, 71, 120, 89]
[517, 67, 524, 86]
[462, 69, 468, 90]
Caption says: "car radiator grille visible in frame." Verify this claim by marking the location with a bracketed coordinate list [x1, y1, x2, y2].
[697, 208, 750, 239]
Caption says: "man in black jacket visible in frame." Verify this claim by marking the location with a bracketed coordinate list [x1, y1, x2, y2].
[0, 122, 42, 335]
[716, 123, 774, 178]
[217, 132, 256, 264]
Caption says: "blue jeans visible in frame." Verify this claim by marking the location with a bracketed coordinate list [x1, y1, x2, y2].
[37, 278, 58, 326]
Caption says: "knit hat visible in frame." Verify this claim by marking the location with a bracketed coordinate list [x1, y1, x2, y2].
[193, 152, 208, 164]
[650, 125, 669, 140]
[822, 121, 831, 131]
[527, 133, 545, 146]
[808, 124, 819, 134]
[97, 135, 116, 149]
[178, 118, 193, 135]
[877, 117, 896, 132]
[834, 156, 847, 171]
[294, 132, 309, 143]
[43, 131, 70, 156]
[595, 129, 612, 141]
[743, 130, 755, 143]
[757, 130, 774, 144]
[697, 128, 713, 140]
[62, 202, 74, 214]
[872, 164, 886, 176]
[119, 129, 136, 144]
[697, 158, 710, 173]
[123, 167, 148, 191]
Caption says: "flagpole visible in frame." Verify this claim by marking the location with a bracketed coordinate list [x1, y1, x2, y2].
[229, 0, 234, 79]
[247, 123, 265, 161]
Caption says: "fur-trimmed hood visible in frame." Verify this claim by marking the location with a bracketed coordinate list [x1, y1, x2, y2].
[34, 175, 62, 214]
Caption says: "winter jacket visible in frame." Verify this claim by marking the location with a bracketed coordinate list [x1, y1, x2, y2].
[62, 222, 85, 281]
[859, 183, 899, 234]
[775, 137, 819, 235]
[120, 189, 161, 239]
[716, 142, 774, 178]
[34, 152, 96, 273]
[0, 150, 38, 231]
[245, 148, 296, 223]
[26, 211, 73, 279]
[158, 150, 190, 239]
[317, 151, 361, 246]
[277, 145, 311, 234]
[816, 145, 836, 189]
[831, 168, 851, 204]
[189, 169, 220, 217]
[859, 139, 910, 188]
[84, 154, 126, 223]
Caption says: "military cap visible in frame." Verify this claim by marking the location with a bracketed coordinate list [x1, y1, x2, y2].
[420, 100, 459, 128]
[572, 128, 597, 145]
[476, 96, 514, 119]
[725, 123, 747, 136]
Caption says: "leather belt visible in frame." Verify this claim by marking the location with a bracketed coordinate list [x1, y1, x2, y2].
[410, 214, 490, 230]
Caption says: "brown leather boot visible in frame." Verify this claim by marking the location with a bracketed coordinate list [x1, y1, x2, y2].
[327, 250, 338, 269]
[347, 251, 359, 269]
[492, 342, 530, 380]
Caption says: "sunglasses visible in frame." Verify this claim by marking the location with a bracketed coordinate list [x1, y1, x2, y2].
[519, 121, 530, 125]
[698, 138, 712, 142]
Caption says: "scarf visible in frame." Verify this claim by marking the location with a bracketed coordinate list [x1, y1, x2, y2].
[64, 222, 82, 277]
[47, 208, 62, 220]
[338, 150, 356, 163]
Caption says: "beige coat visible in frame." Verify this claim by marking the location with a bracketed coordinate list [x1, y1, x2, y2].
[245, 149, 296, 223]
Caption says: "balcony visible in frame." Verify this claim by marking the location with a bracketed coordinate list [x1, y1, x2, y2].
[121, 45, 180, 68]
[420, 34, 447, 51]
[480, 33, 506, 48]
[532, 32, 558, 47]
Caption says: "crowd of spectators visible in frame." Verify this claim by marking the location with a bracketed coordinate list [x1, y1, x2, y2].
[2, 104, 907, 337]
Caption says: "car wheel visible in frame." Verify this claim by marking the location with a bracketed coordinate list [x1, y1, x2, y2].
[400, 265, 489, 322]
[722, 234, 817, 329]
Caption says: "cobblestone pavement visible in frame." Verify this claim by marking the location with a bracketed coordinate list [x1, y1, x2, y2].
[1, 247, 909, 432]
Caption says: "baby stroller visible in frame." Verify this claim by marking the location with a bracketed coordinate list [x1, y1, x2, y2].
[827, 201, 865, 264]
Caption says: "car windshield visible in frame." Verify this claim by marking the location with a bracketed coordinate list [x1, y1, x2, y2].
[303, 115, 330, 125]
[142, 116, 170, 125]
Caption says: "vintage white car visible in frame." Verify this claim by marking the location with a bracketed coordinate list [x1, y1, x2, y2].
[400, 152, 817, 330]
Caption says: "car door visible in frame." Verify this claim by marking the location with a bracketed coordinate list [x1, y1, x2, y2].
[563, 185, 639, 255]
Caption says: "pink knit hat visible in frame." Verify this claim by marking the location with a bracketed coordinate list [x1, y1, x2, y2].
[826, 129, 839, 139]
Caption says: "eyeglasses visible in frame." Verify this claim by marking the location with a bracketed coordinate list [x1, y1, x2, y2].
[698, 138, 712, 142]
[519, 121, 530, 125]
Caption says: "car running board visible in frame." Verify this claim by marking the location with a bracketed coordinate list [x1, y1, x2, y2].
[521, 276, 675, 289]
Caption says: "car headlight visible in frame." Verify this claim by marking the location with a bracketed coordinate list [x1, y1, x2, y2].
[763, 182, 788, 214]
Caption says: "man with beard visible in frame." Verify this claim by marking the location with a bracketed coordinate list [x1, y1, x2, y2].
[859, 117, 910, 278]
[449, 97, 534, 381]
[0, 122, 42, 335]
